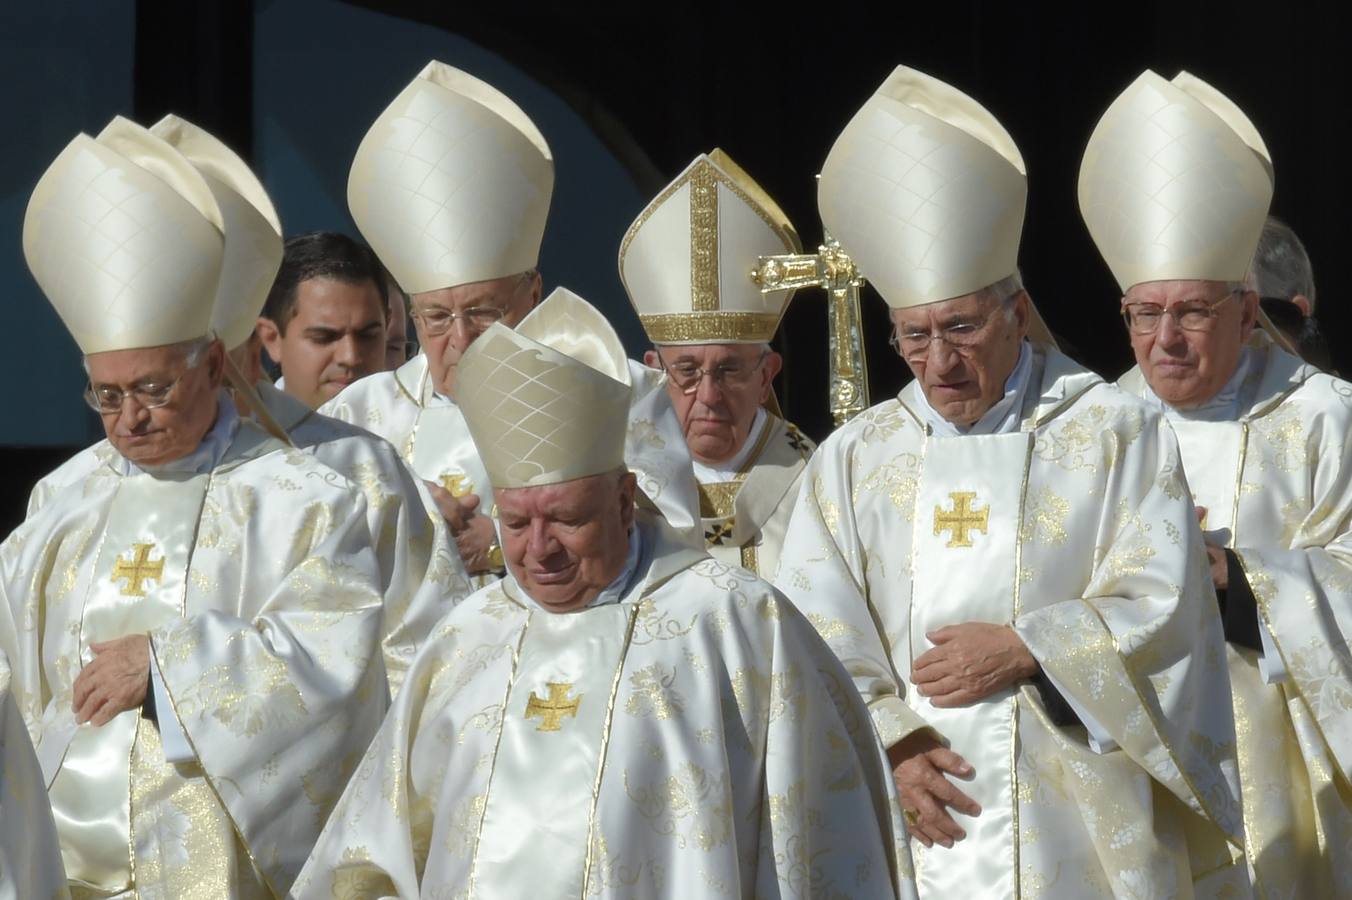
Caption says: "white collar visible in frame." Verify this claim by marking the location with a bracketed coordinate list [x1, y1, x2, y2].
[913, 340, 1033, 437]
[119, 390, 240, 477]
[1141, 346, 1254, 423]
[691, 407, 768, 482]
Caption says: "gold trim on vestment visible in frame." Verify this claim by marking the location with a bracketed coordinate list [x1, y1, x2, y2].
[1229, 424, 1248, 544]
[690, 162, 718, 312]
[740, 542, 759, 573]
[1010, 434, 1033, 897]
[150, 640, 282, 899]
[639, 312, 781, 344]
[698, 482, 740, 519]
[581, 604, 642, 891]
[467, 604, 531, 899]
[1075, 599, 1243, 848]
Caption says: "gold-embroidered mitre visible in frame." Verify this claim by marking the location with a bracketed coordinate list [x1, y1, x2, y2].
[458, 287, 632, 490]
[348, 60, 554, 295]
[151, 115, 283, 351]
[23, 118, 225, 354]
[1078, 70, 1274, 291]
[619, 150, 800, 345]
[817, 66, 1028, 311]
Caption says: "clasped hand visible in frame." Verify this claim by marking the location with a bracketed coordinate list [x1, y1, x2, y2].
[911, 622, 1038, 707]
[71, 634, 150, 726]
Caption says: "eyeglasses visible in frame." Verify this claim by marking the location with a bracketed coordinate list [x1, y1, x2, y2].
[659, 350, 770, 394]
[84, 376, 185, 414]
[410, 306, 506, 338]
[1121, 290, 1240, 335]
[889, 302, 1008, 361]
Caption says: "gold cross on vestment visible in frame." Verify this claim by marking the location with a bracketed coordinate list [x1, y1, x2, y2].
[438, 473, 473, 497]
[525, 682, 582, 732]
[933, 492, 989, 548]
[110, 543, 165, 596]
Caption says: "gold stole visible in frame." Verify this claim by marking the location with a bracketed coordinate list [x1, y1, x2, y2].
[908, 430, 1031, 897]
[698, 417, 778, 571]
[48, 470, 210, 891]
[470, 601, 639, 897]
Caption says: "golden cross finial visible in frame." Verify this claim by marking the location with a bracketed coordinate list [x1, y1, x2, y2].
[933, 492, 989, 548]
[525, 682, 582, 732]
[110, 543, 165, 597]
[438, 472, 473, 497]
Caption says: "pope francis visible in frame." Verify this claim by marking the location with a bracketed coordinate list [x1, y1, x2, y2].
[1, 123, 390, 896]
[1082, 69, 1352, 894]
[773, 66, 1246, 897]
[293, 289, 903, 899]
[622, 149, 815, 579]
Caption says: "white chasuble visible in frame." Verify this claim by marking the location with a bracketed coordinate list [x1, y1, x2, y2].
[775, 345, 1245, 898]
[697, 412, 814, 579]
[24, 383, 474, 701]
[0, 420, 389, 897]
[1121, 334, 1352, 895]
[293, 514, 903, 899]
[1, 648, 67, 900]
[322, 355, 701, 543]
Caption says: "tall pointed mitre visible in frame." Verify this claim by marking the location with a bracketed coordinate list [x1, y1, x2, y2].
[1078, 69, 1274, 291]
[817, 68, 1040, 325]
[348, 60, 554, 295]
[23, 118, 225, 354]
[619, 149, 800, 345]
[151, 114, 283, 351]
[459, 286, 632, 490]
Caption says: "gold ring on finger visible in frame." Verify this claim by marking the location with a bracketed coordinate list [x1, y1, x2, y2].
[902, 807, 920, 827]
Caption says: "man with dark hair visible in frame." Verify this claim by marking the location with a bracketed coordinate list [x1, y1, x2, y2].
[257, 231, 389, 409]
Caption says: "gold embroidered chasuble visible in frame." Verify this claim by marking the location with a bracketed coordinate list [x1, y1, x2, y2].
[0, 419, 389, 898]
[26, 382, 473, 699]
[774, 345, 1245, 898]
[697, 412, 814, 578]
[1, 647, 67, 898]
[321, 355, 702, 545]
[292, 514, 904, 899]
[1120, 335, 1352, 896]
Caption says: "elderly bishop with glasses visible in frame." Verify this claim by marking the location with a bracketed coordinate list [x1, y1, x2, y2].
[1087, 71, 1352, 895]
[323, 61, 698, 579]
[621, 150, 814, 578]
[0, 121, 392, 896]
[774, 67, 1247, 896]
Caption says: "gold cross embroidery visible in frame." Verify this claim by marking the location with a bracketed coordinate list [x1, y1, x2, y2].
[933, 492, 989, 548]
[525, 682, 582, 732]
[110, 543, 165, 596]
[438, 472, 473, 497]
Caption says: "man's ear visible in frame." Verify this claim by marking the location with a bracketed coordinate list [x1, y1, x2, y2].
[618, 471, 638, 531]
[255, 317, 283, 367]
[203, 340, 227, 389]
[1292, 294, 1313, 318]
[759, 351, 783, 404]
[1238, 290, 1260, 342]
[643, 349, 660, 368]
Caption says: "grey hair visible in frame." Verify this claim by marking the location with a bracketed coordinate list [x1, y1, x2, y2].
[981, 269, 1025, 323]
[1249, 216, 1316, 309]
[82, 336, 213, 375]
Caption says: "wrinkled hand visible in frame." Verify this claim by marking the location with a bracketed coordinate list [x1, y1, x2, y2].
[888, 730, 980, 848]
[911, 623, 1038, 707]
[72, 635, 150, 726]
[454, 513, 500, 575]
[423, 482, 479, 534]
[1195, 506, 1229, 589]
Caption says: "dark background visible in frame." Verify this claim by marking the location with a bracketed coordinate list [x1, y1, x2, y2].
[4, 1, 1344, 532]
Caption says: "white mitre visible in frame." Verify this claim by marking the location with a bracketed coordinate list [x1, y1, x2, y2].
[23, 118, 225, 354]
[151, 114, 283, 352]
[619, 149, 800, 345]
[348, 60, 554, 295]
[1078, 69, 1274, 291]
[818, 66, 1053, 342]
[458, 287, 631, 490]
